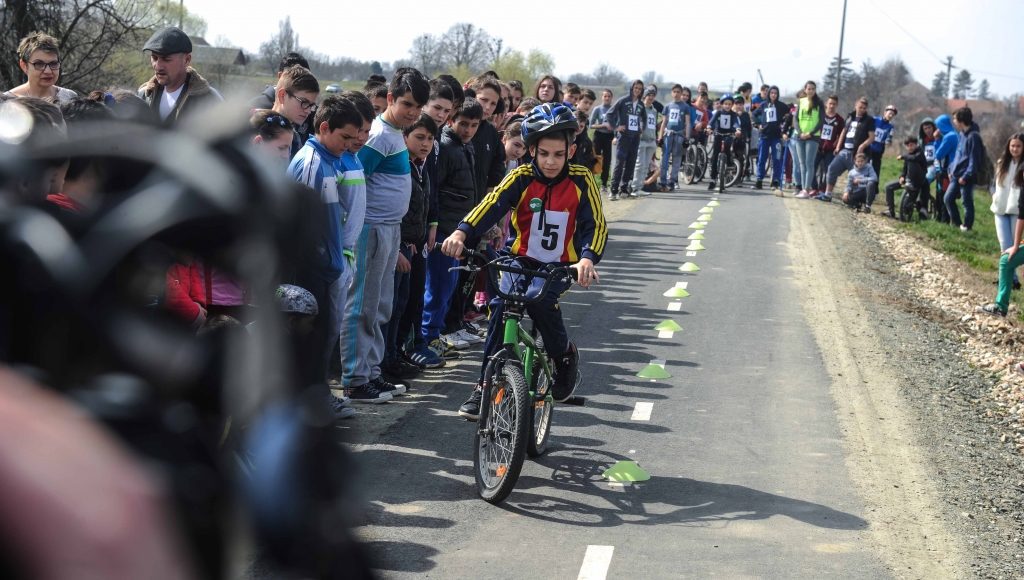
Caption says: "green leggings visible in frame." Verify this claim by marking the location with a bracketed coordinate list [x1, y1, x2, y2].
[996, 247, 1024, 311]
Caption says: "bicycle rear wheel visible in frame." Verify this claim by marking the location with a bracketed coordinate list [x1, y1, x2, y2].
[475, 352, 530, 503]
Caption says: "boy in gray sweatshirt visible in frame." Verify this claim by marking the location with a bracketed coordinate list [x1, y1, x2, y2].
[841, 152, 879, 211]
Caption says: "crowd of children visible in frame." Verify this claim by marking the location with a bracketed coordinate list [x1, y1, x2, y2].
[8, 26, 1019, 417]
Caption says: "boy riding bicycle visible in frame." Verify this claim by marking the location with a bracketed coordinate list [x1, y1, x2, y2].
[441, 103, 607, 420]
[707, 95, 743, 191]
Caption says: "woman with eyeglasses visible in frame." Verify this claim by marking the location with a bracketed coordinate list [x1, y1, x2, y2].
[4, 32, 78, 104]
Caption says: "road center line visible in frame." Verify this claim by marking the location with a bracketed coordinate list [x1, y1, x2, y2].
[675, 281, 688, 289]
[667, 302, 682, 311]
[631, 402, 653, 421]
[577, 545, 615, 580]
[658, 330, 674, 339]
[686, 251, 697, 256]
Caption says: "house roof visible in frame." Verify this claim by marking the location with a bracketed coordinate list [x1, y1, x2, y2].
[191, 46, 247, 66]
[946, 98, 1004, 115]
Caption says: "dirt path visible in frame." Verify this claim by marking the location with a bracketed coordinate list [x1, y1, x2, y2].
[786, 198, 1024, 579]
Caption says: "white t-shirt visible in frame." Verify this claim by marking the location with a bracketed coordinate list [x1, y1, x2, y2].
[159, 85, 184, 121]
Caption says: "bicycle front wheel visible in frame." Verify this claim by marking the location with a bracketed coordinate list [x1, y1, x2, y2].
[475, 353, 530, 503]
[681, 147, 697, 185]
[695, 146, 708, 182]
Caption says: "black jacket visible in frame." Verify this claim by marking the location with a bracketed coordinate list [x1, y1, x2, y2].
[470, 121, 506, 202]
[901, 148, 928, 190]
[572, 131, 596, 171]
[437, 126, 478, 235]
[401, 159, 430, 244]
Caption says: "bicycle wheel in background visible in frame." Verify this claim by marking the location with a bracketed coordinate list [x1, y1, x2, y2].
[695, 146, 708, 183]
[474, 353, 530, 503]
[681, 147, 697, 184]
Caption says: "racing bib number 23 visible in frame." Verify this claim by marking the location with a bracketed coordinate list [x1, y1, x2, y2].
[528, 210, 570, 263]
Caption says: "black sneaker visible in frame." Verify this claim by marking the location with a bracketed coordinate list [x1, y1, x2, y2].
[707, 182, 716, 191]
[382, 360, 420, 382]
[754, 180, 763, 190]
[371, 375, 407, 396]
[458, 386, 483, 421]
[552, 342, 579, 403]
[348, 383, 393, 404]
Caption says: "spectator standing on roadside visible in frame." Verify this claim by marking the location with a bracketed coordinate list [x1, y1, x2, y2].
[978, 133, 1024, 317]
[250, 53, 312, 141]
[987, 134, 1023, 281]
[535, 75, 562, 104]
[632, 88, 660, 195]
[138, 27, 222, 125]
[607, 79, 645, 200]
[792, 81, 824, 198]
[267, 65, 320, 157]
[658, 84, 692, 191]
[821, 97, 875, 203]
[944, 107, 984, 232]
[5, 33, 77, 103]
[590, 89, 615, 191]
[932, 114, 959, 224]
[753, 85, 788, 191]
[869, 105, 898, 176]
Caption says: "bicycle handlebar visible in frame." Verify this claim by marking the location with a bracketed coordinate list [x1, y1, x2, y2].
[432, 243, 578, 305]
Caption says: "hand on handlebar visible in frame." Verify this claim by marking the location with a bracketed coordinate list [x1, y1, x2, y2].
[571, 257, 599, 289]
[441, 230, 467, 259]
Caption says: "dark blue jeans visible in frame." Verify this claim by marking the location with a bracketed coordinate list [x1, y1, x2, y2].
[756, 137, 783, 183]
[611, 132, 640, 192]
[477, 277, 571, 384]
[944, 179, 975, 229]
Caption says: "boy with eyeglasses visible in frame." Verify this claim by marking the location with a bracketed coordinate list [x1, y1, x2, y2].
[269, 65, 320, 158]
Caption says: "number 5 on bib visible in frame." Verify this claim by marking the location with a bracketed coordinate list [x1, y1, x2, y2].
[528, 211, 570, 263]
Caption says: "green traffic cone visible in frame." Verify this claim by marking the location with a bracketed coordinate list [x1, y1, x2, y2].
[636, 364, 671, 379]
[678, 262, 701, 272]
[603, 461, 651, 483]
[654, 319, 683, 332]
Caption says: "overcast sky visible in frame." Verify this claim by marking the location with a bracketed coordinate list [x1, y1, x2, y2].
[187, 0, 1024, 98]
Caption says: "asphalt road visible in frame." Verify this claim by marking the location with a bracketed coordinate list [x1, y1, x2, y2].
[349, 183, 891, 579]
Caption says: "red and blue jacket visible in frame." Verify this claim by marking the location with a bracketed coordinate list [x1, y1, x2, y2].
[457, 162, 607, 265]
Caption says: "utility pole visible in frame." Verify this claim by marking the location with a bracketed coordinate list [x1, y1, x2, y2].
[835, 0, 848, 94]
[944, 56, 954, 98]
[178, 0, 184, 30]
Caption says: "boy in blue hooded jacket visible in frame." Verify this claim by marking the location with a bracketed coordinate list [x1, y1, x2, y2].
[944, 107, 985, 231]
[932, 114, 959, 223]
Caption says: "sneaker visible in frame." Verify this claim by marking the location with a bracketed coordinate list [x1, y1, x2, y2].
[464, 310, 487, 324]
[551, 342, 579, 402]
[754, 180, 763, 190]
[918, 208, 930, 221]
[348, 383, 393, 404]
[382, 359, 421, 381]
[429, 338, 460, 359]
[330, 396, 357, 419]
[960, 225, 970, 232]
[454, 328, 484, 345]
[818, 194, 832, 202]
[774, 187, 784, 197]
[609, 193, 619, 201]
[408, 345, 445, 369]
[795, 190, 810, 199]
[879, 209, 896, 219]
[440, 332, 471, 351]
[638, 190, 652, 197]
[977, 303, 1007, 317]
[808, 189, 820, 197]
[707, 182, 716, 191]
[623, 184, 633, 195]
[770, 181, 780, 189]
[370, 375, 407, 396]
[862, 205, 872, 214]
[458, 385, 483, 421]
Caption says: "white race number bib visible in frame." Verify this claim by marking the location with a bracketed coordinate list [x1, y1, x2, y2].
[627, 114, 639, 131]
[765, 106, 777, 123]
[821, 124, 834, 141]
[669, 108, 680, 124]
[718, 115, 732, 129]
[646, 112, 657, 130]
[528, 210, 570, 263]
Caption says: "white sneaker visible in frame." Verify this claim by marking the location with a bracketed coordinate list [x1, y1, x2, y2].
[441, 332, 472, 350]
[454, 328, 484, 345]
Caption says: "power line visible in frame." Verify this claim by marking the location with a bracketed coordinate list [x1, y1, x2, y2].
[867, 0, 1024, 83]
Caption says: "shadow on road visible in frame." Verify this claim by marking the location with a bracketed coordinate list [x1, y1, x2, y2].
[502, 448, 867, 532]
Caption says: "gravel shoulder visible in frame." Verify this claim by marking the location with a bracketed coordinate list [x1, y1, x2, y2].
[786, 198, 1024, 579]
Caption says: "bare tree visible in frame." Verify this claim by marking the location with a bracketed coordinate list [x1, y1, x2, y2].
[1, 0, 155, 92]
[592, 63, 627, 87]
[409, 34, 443, 77]
[440, 23, 490, 71]
[258, 17, 299, 74]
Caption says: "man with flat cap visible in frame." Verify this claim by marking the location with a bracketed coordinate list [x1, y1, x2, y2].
[138, 26, 222, 125]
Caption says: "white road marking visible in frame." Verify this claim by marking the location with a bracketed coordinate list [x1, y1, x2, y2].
[696, 229, 704, 234]
[651, 359, 666, 368]
[686, 251, 697, 256]
[675, 281, 688, 289]
[668, 302, 682, 311]
[631, 402, 653, 421]
[577, 545, 615, 580]
[658, 330, 674, 339]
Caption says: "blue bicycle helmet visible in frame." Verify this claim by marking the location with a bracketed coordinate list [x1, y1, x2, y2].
[521, 103, 579, 147]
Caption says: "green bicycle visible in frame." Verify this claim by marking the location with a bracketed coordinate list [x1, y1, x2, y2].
[450, 248, 585, 504]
